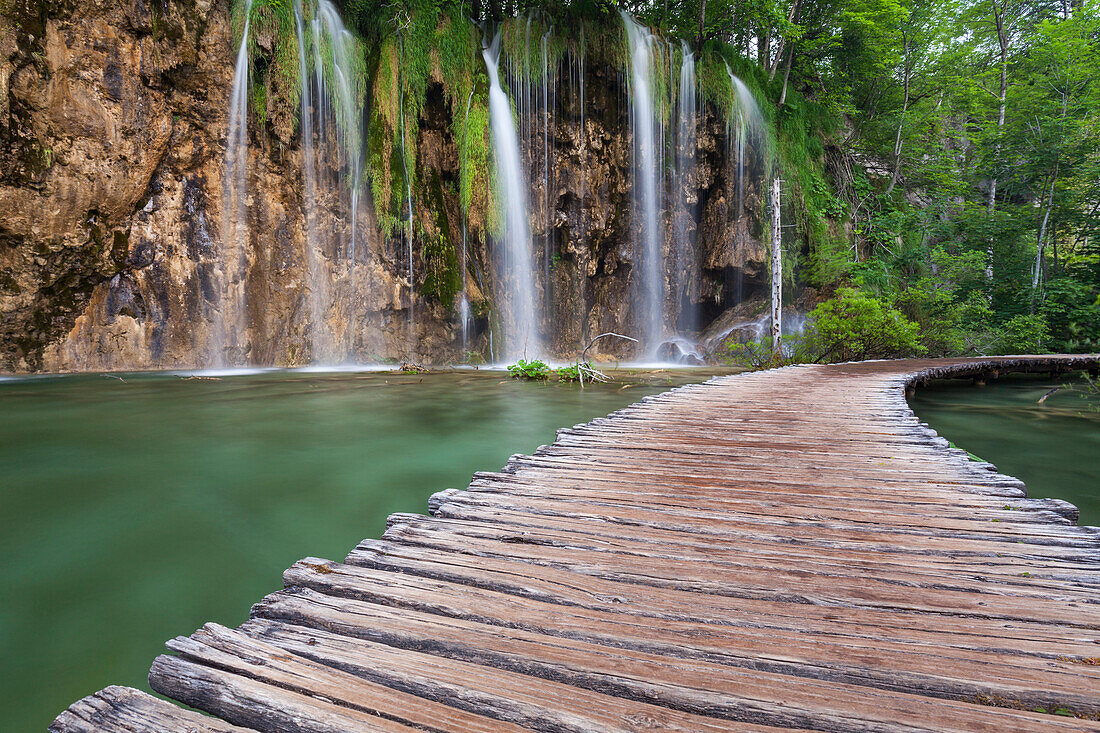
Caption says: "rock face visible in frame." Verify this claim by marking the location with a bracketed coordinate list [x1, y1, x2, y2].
[0, 1, 769, 372]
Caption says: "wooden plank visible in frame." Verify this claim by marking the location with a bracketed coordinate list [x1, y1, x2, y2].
[160, 624, 786, 733]
[49, 686, 253, 733]
[279, 558, 1100, 713]
[345, 539, 1100, 629]
[254, 585, 1100, 718]
[380, 513, 1100, 598]
[241, 616, 1097, 732]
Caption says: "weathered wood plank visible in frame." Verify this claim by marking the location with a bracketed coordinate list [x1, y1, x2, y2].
[163, 623, 786, 733]
[241, 616, 1096, 732]
[345, 539, 1100, 629]
[253, 585, 1100, 718]
[48, 686, 253, 733]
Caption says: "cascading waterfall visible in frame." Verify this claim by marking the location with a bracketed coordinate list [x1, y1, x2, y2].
[621, 12, 665, 357]
[540, 26, 553, 313]
[484, 32, 542, 361]
[283, 0, 368, 363]
[397, 40, 416, 347]
[212, 9, 767, 367]
[673, 40, 697, 334]
[319, 2, 365, 263]
[217, 0, 253, 367]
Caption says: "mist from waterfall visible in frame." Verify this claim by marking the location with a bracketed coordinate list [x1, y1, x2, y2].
[484, 32, 542, 361]
[622, 12, 665, 358]
[217, 0, 253, 367]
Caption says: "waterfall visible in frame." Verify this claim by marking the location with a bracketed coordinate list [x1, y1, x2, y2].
[459, 89, 475, 356]
[217, 0, 253, 367]
[483, 32, 542, 361]
[673, 40, 697, 334]
[725, 63, 763, 219]
[621, 12, 665, 358]
[397, 40, 415, 348]
[541, 26, 553, 316]
[285, 0, 367, 364]
[293, 1, 328, 363]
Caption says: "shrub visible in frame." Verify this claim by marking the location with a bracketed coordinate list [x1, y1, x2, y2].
[992, 314, 1049, 355]
[556, 363, 581, 382]
[803, 288, 923, 363]
[507, 358, 551, 380]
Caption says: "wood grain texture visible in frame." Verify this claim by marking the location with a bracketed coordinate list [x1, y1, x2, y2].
[51, 357, 1100, 731]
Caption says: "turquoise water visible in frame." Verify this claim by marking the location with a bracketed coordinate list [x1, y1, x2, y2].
[0, 368, 717, 730]
[911, 375, 1100, 527]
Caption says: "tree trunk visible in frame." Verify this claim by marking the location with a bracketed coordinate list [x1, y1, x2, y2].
[778, 48, 793, 106]
[1032, 91, 1068, 302]
[986, 0, 1009, 280]
[885, 32, 910, 196]
[769, 0, 802, 82]
[771, 176, 783, 355]
[1032, 170, 1057, 297]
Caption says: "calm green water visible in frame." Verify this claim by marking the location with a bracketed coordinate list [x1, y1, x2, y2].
[0, 368, 717, 730]
[911, 375, 1100, 527]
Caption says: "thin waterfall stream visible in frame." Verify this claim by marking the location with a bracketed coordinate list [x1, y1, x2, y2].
[483, 31, 542, 362]
[218, 0, 253, 367]
[622, 12, 665, 359]
[674, 41, 697, 336]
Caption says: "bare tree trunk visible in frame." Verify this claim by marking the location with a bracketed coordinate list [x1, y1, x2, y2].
[778, 48, 793, 106]
[885, 32, 910, 196]
[1032, 170, 1057, 296]
[986, 0, 1009, 280]
[1032, 91, 1068, 301]
[768, 0, 802, 82]
[771, 176, 783, 355]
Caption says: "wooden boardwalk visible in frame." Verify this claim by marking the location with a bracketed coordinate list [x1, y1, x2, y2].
[52, 356, 1100, 732]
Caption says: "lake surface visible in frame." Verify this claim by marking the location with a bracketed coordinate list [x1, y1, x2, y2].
[911, 375, 1100, 527]
[0, 367, 722, 730]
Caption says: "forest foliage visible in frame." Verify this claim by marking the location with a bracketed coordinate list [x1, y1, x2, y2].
[244, 0, 1099, 360]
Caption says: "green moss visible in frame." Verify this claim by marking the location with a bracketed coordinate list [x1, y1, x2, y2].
[421, 172, 460, 306]
[250, 81, 268, 128]
[501, 15, 568, 83]
[456, 87, 490, 216]
[775, 90, 848, 287]
[235, 0, 300, 123]
[367, 5, 483, 234]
